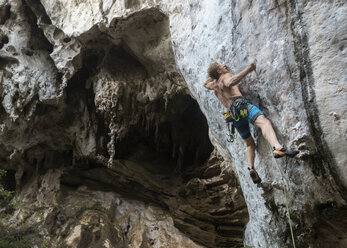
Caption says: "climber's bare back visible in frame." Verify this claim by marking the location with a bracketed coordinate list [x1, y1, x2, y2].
[214, 73, 243, 108]
[204, 63, 255, 107]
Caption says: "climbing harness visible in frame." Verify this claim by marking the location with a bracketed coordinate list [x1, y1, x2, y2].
[223, 110, 236, 142]
[223, 96, 249, 142]
[230, 96, 249, 121]
[227, 122, 236, 142]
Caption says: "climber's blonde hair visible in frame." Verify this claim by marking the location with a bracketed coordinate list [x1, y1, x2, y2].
[208, 62, 220, 79]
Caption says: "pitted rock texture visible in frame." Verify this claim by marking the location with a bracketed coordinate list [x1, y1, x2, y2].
[0, 0, 347, 248]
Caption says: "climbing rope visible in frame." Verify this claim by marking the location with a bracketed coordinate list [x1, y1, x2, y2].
[253, 69, 296, 247]
[267, 144, 296, 248]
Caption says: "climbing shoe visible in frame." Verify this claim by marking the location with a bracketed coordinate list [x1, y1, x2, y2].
[273, 147, 299, 159]
[248, 167, 262, 184]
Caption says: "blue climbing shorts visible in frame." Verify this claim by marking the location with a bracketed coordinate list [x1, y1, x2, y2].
[230, 101, 264, 139]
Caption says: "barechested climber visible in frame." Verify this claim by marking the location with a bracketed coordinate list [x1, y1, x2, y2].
[204, 62, 299, 184]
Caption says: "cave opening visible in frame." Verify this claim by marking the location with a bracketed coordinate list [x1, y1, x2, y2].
[63, 40, 214, 180]
[114, 93, 214, 177]
[0, 169, 15, 192]
[58, 11, 215, 178]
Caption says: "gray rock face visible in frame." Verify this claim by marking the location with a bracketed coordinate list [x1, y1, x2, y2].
[172, 1, 346, 247]
[170, 0, 347, 247]
[0, 0, 346, 248]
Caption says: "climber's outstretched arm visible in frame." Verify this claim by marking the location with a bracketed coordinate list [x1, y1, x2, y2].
[224, 63, 256, 87]
[203, 77, 215, 90]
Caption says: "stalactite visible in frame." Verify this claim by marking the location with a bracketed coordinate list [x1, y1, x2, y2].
[107, 123, 116, 168]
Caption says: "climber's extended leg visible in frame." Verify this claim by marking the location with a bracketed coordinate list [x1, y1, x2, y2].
[231, 107, 262, 184]
[253, 115, 299, 158]
[244, 136, 261, 184]
[244, 136, 255, 169]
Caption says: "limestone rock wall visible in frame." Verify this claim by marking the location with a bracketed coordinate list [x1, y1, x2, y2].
[0, 0, 346, 248]
[171, 0, 347, 247]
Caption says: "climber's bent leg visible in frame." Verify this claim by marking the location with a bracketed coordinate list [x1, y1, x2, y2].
[253, 115, 282, 150]
[253, 115, 299, 158]
[247, 104, 281, 149]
